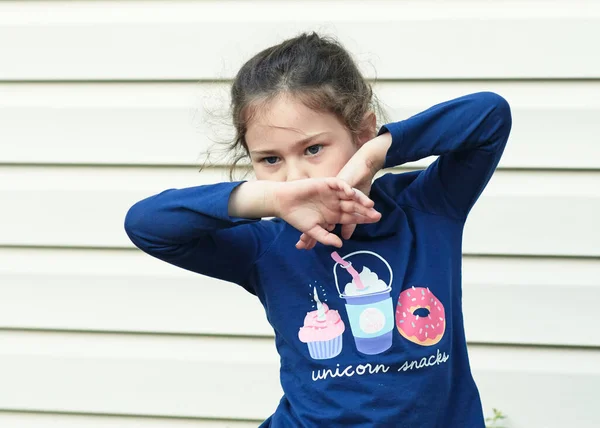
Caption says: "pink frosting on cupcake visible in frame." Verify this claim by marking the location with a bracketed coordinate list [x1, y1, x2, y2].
[298, 303, 345, 343]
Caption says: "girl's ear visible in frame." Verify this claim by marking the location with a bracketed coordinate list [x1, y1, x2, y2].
[356, 111, 378, 147]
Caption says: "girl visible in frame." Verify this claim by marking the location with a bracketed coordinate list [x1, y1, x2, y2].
[125, 32, 511, 427]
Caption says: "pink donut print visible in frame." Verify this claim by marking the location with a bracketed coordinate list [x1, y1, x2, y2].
[395, 286, 446, 346]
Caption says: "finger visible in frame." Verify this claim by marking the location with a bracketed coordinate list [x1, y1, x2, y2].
[296, 234, 310, 249]
[305, 225, 343, 248]
[299, 233, 312, 243]
[302, 235, 317, 250]
[328, 177, 355, 199]
[351, 187, 375, 208]
[337, 188, 374, 210]
[341, 223, 357, 240]
[299, 232, 319, 250]
[336, 211, 381, 225]
[339, 200, 379, 217]
[326, 224, 335, 231]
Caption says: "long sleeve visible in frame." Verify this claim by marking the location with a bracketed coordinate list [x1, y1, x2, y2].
[379, 91, 512, 219]
[124, 181, 281, 294]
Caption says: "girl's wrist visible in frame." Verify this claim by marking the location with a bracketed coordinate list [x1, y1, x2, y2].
[228, 181, 281, 219]
[361, 132, 392, 172]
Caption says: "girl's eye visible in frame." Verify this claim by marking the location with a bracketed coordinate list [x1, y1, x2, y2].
[262, 156, 280, 165]
[305, 144, 323, 156]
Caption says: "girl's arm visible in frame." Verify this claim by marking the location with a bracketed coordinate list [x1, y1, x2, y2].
[125, 179, 380, 289]
[124, 181, 278, 294]
[370, 91, 512, 219]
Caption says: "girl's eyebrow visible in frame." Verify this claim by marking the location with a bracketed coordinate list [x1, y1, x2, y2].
[250, 132, 328, 155]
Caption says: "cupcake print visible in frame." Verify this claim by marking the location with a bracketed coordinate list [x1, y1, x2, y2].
[298, 287, 345, 360]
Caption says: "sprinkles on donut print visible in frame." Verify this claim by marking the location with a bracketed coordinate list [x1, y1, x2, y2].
[396, 286, 446, 347]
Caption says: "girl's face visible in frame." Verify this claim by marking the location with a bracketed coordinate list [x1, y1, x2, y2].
[246, 94, 375, 182]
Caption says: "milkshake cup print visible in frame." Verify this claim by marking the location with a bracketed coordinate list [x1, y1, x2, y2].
[331, 251, 394, 355]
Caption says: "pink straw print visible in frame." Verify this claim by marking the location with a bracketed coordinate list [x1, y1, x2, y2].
[330, 251, 365, 289]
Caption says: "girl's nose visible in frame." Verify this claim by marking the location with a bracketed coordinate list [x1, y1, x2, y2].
[286, 163, 310, 182]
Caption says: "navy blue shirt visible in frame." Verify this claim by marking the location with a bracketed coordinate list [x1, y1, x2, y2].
[125, 92, 512, 427]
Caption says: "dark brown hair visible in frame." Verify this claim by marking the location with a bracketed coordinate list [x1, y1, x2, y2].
[209, 32, 387, 179]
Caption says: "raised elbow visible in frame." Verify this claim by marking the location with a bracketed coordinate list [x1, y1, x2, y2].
[123, 200, 149, 248]
[476, 91, 512, 138]
[486, 92, 511, 126]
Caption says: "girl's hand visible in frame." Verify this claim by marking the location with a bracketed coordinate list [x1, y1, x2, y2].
[273, 178, 381, 249]
[297, 133, 392, 250]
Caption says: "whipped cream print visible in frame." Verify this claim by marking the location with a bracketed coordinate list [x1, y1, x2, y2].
[311, 349, 450, 381]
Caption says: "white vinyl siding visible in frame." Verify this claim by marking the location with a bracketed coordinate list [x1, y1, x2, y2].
[1, 1, 599, 427]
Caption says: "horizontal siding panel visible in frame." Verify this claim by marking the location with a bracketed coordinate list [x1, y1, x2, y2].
[472, 346, 600, 428]
[1, 166, 599, 257]
[0, 332, 281, 420]
[0, 331, 598, 427]
[0, 248, 272, 337]
[1, 248, 599, 347]
[1, 1, 599, 80]
[0, 412, 257, 428]
[2, 81, 600, 169]
[461, 256, 600, 347]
